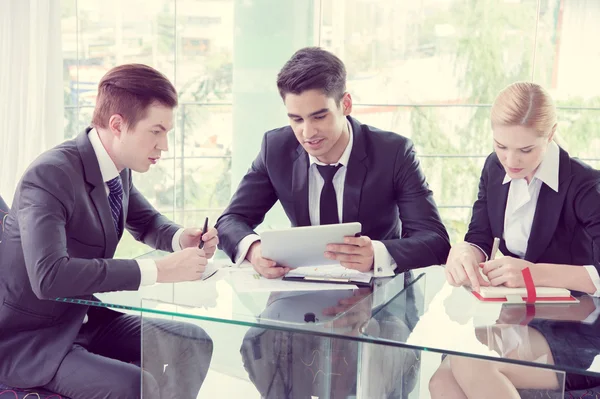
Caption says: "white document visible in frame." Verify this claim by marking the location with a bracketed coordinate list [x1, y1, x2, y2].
[229, 268, 358, 293]
[286, 265, 373, 284]
[200, 259, 232, 280]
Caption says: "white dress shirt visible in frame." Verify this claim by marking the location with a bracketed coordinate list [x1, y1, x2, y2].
[234, 121, 397, 277]
[500, 141, 600, 295]
[88, 129, 183, 288]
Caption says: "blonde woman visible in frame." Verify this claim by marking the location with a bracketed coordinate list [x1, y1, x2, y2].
[431, 82, 600, 397]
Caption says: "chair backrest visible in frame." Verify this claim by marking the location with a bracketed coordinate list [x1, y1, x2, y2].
[0, 194, 8, 242]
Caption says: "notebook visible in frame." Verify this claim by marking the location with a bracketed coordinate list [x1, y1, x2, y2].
[471, 286, 579, 304]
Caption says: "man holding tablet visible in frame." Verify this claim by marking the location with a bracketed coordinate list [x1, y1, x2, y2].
[216, 47, 450, 278]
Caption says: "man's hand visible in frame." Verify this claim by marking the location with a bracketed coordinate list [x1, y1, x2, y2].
[155, 247, 208, 283]
[179, 227, 219, 258]
[246, 241, 290, 279]
[324, 235, 374, 272]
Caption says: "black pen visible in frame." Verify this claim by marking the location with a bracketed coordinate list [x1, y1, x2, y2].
[198, 217, 209, 249]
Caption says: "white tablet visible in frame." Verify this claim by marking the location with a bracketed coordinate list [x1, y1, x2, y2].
[260, 222, 362, 268]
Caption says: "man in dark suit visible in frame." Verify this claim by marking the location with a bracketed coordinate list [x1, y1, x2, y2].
[0, 64, 216, 398]
[216, 47, 450, 278]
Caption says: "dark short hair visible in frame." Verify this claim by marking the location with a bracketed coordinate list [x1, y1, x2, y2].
[276, 47, 346, 102]
[92, 64, 178, 129]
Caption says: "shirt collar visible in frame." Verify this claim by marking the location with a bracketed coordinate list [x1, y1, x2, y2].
[88, 128, 120, 183]
[309, 119, 353, 167]
[502, 140, 560, 192]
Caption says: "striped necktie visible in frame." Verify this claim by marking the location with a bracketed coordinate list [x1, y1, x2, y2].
[106, 176, 123, 235]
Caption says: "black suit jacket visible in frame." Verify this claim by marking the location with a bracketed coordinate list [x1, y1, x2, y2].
[216, 116, 450, 270]
[0, 128, 180, 388]
[465, 147, 600, 269]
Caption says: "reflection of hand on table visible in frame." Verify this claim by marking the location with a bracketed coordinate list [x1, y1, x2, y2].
[322, 288, 377, 335]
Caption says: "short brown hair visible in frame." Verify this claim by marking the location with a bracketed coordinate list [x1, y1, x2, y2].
[276, 47, 346, 103]
[91, 64, 178, 129]
[491, 82, 556, 137]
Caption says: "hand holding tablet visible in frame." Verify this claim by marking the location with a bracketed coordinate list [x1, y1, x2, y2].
[261, 222, 360, 268]
[324, 233, 374, 273]
[246, 241, 291, 279]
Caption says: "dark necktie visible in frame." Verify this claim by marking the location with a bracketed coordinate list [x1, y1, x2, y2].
[317, 164, 342, 225]
[106, 176, 123, 236]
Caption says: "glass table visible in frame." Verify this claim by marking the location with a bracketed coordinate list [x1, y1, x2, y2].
[54, 250, 600, 398]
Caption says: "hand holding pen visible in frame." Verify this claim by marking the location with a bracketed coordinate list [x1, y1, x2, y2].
[177, 218, 219, 257]
[198, 217, 209, 249]
[196, 217, 219, 258]
[480, 238, 534, 288]
[155, 219, 219, 283]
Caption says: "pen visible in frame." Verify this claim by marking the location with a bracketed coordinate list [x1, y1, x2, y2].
[198, 217, 209, 249]
[490, 237, 500, 261]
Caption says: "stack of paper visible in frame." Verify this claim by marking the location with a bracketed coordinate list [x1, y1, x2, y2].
[229, 268, 359, 292]
[285, 265, 373, 285]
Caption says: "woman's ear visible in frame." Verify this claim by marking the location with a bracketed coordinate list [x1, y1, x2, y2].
[548, 123, 558, 143]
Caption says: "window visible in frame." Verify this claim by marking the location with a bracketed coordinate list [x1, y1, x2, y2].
[61, 0, 600, 257]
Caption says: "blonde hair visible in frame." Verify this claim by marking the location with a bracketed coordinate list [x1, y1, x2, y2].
[490, 82, 558, 140]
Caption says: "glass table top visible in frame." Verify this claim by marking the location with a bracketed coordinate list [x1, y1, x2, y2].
[54, 250, 600, 378]
[55, 250, 413, 335]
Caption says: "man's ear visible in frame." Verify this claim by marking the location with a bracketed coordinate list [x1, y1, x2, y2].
[108, 114, 125, 138]
[341, 92, 353, 116]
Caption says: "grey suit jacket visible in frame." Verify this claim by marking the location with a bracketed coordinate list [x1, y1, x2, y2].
[0, 128, 180, 388]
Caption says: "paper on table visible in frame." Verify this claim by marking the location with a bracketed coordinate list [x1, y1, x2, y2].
[286, 265, 373, 284]
[201, 262, 220, 280]
[229, 268, 358, 293]
[201, 260, 232, 280]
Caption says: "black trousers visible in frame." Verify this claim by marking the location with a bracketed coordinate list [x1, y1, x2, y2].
[42, 306, 213, 399]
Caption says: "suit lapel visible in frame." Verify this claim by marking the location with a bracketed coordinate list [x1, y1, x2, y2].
[292, 146, 311, 226]
[524, 149, 572, 263]
[76, 128, 118, 257]
[89, 184, 118, 257]
[342, 117, 367, 224]
[487, 159, 510, 241]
